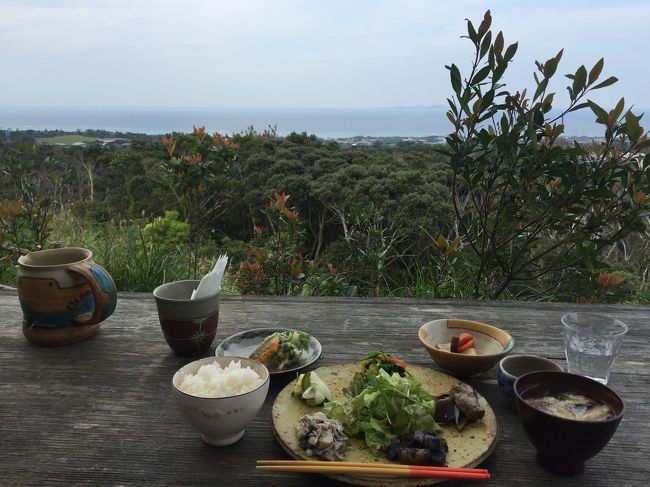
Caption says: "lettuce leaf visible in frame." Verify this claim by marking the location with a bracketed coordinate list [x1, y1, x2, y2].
[324, 369, 439, 453]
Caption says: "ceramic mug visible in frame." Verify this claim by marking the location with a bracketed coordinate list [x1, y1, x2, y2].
[17, 247, 117, 346]
[153, 280, 220, 357]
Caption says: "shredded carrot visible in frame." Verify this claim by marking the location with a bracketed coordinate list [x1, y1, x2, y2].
[390, 355, 407, 369]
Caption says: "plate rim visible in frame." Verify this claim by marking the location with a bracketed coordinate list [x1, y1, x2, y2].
[214, 327, 322, 375]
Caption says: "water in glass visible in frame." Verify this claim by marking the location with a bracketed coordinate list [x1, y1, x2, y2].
[561, 313, 627, 385]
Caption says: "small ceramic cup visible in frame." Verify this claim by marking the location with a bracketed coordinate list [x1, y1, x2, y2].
[153, 280, 220, 357]
[497, 354, 563, 408]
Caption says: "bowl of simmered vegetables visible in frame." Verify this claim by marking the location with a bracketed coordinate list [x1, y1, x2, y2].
[418, 318, 514, 377]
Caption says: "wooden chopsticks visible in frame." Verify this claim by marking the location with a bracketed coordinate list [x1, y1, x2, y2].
[256, 460, 490, 481]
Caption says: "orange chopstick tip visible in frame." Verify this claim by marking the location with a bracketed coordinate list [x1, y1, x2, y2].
[409, 466, 490, 480]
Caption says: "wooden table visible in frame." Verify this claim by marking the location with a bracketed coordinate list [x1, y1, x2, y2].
[1, 291, 649, 486]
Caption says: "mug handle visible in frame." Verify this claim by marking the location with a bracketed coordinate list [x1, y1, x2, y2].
[68, 262, 117, 326]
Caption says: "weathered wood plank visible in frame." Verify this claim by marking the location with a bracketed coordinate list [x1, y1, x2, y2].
[1, 290, 648, 486]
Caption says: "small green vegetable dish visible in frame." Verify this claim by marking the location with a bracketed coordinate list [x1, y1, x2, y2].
[250, 330, 311, 370]
[293, 371, 332, 406]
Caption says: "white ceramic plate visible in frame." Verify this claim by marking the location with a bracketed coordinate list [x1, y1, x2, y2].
[215, 327, 322, 375]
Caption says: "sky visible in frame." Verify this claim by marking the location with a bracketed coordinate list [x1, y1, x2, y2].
[0, 0, 648, 110]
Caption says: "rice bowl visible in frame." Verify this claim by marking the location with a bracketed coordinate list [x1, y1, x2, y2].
[172, 356, 270, 446]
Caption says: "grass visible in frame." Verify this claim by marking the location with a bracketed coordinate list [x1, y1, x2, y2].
[45, 214, 240, 294]
[36, 134, 100, 145]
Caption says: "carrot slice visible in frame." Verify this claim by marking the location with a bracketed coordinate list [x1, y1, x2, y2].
[458, 333, 473, 347]
[458, 339, 474, 353]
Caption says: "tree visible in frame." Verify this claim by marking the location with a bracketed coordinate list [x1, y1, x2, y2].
[442, 11, 650, 299]
[162, 127, 237, 278]
[0, 143, 56, 256]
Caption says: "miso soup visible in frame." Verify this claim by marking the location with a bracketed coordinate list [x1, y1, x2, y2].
[522, 385, 614, 421]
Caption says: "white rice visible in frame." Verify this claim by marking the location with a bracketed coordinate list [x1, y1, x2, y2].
[178, 360, 264, 398]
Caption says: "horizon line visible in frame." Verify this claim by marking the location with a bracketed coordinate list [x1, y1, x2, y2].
[0, 104, 452, 111]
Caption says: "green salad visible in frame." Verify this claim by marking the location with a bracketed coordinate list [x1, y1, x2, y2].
[324, 365, 439, 452]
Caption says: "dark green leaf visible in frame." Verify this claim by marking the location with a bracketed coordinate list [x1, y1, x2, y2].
[504, 42, 518, 63]
[591, 76, 618, 90]
[488, 46, 495, 69]
[450, 64, 462, 96]
[493, 63, 506, 83]
[447, 98, 458, 116]
[494, 31, 504, 55]
[543, 93, 555, 113]
[482, 89, 495, 107]
[588, 100, 608, 123]
[446, 111, 457, 127]
[533, 78, 548, 102]
[500, 114, 509, 133]
[467, 20, 478, 44]
[588, 58, 604, 85]
[572, 65, 587, 98]
[472, 98, 483, 114]
[625, 111, 642, 141]
[473, 65, 491, 84]
[478, 10, 492, 37]
[544, 57, 559, 78]
[479, 31, 492, 59]
[612, 97, 625, 122]
[568, 102, 590, 113]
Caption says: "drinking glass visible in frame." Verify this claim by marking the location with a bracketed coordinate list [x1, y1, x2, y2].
[561, 312, 627, 384]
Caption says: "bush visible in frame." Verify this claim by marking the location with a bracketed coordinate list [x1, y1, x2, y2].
[141, 210, 190, 247]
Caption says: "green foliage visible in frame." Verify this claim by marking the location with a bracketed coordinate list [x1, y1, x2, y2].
[417, 234, 472, 298]
[162, 128, 237, 277]
[141, 210, 190, 247]
[235, 193, 355, 296]
[0, 144, 57, 283]
[51, 217, 188, 292]
[2, 91, 649, 302]
[443, 10, 650, 299]
[335, 204, 405, 296]
[301, 264, 357, 297]
[236, 192, 308, 295]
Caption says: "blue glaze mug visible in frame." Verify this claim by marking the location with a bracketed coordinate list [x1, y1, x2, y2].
[17, 247, 117, 346]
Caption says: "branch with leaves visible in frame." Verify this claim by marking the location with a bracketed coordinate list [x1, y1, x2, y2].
[440, 10, 650, 299]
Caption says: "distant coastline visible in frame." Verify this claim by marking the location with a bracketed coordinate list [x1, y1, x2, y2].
[0, 105, 622, 139]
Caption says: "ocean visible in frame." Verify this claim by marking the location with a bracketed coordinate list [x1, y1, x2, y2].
[0, 106, 615, 138]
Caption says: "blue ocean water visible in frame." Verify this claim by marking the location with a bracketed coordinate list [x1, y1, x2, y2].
[0, 106, 614, 138]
